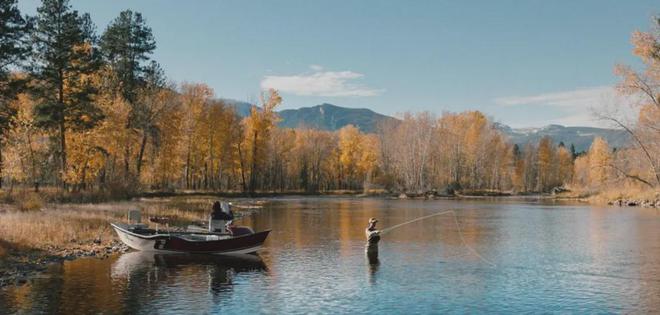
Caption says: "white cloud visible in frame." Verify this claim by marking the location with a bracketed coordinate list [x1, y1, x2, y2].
[260, 66, 383, 97]
[494, 86, 613, 107]
[494, 86, 641, 127]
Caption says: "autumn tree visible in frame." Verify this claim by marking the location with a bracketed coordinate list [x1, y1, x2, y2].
[536, 136, 556, 191]
[244, 89, 281, 194]
[357, 133, 380, 192]
[4, 94, 47, 191]
[180, 83, 213, 189]
[557, 144, 574, 185]
[291, 128, 336, 192]
[587, 137, 611, 187]
[30, 0, 104, 186]
[604, 17, 660, 187]
[100, 10, 160, 178]
[380, 112, 434, 193]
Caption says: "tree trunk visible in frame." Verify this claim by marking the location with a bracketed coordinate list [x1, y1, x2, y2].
[185, 148, 191, 190]
[136, 133, 148, 176]
[124, 144, 130, 177]
[27, 133, 38, 192]
[237, 143, 247, 193]
[0, 141, 3, 189]
[59, 113, 67, 186]
[58, 70, 67, 189]
[248, 131, 258, 194]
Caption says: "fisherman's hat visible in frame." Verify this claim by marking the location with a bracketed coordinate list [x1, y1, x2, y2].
[369, 217, 378, 223]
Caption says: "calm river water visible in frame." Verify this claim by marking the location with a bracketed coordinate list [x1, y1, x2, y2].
[1, 197, 659, 314]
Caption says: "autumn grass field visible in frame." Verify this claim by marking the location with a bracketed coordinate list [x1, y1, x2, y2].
[0, 193, 244, 285]
[0, 198, 214, 252]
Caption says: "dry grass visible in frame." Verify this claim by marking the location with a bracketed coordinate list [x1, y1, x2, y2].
[589, 187, 659, 204]
[561, 183, 659, 204]
[15, 192, 45, 212]
[0, 208, 120, 250]
[0, 198, 213, 252]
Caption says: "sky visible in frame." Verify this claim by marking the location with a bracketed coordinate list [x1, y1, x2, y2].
[18, 0, 658, 128]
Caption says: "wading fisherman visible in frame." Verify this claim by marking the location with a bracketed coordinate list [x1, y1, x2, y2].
[365, 217, 381, 245]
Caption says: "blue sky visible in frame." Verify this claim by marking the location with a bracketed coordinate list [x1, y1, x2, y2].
[18, 0, 658, 127]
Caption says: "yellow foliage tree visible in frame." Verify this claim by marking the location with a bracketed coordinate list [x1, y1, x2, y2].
[587, 137, 611, 187]
[244, 89, 281, 193]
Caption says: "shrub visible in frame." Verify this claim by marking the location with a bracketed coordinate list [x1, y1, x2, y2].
[15, 191, 45, 212]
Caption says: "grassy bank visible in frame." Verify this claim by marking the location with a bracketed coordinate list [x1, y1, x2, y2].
[0, 195, 262, 287]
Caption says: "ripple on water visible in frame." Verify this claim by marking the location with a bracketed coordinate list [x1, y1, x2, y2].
[1, 197, 659, 314]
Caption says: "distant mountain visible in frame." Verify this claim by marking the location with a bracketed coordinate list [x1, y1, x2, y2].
[223, 101, 393, 133]
[221, 99, 254, 117]
[223, 99, 628, 151]
[277, 103, 395, 133]
[494, 123, 629, 152]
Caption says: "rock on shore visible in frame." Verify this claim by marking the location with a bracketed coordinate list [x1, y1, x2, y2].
[0, 239, 129, 288]
[608, 198, 659, 208]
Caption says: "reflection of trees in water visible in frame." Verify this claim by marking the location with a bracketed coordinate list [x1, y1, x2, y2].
[111, 252, 267, 313]
[0, 268, 64, 314]
[0, 259, 125, 314]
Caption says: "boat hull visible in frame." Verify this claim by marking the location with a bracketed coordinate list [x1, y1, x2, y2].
[111, 223, 269, 255]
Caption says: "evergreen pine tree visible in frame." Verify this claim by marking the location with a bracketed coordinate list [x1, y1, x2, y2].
[0, 0, 31, 188]
[31, 0, 104, 186]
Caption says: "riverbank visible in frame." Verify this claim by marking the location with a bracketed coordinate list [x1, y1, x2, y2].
[0, 197, 263, 288]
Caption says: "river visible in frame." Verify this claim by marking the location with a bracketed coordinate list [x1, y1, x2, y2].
[1, 197, 659, 314]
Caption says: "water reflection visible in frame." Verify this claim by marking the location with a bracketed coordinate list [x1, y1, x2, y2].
[112, 251, 267, 298]
[2, 197, 659, 314]
[365, 244, 380, 285]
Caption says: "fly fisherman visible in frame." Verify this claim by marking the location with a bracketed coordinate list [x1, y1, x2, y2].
[365, 217, 381, 245]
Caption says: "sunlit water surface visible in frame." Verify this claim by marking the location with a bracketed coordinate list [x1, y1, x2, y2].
[1, 197, 659, 314]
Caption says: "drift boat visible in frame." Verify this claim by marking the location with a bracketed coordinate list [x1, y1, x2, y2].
[111, 223, 270, 254]
[111, 203, 270, 255]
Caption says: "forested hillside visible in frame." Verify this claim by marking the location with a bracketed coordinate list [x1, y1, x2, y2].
[0, 0, 657, 199]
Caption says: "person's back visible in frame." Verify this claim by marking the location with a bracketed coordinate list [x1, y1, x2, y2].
[209, 201, 232, 232]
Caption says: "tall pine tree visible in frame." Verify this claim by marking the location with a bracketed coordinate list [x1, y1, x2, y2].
[31, 0, 104, 186]
[0, 0, 30, 104]
[0, 0, 31, 188]
[100, 10, 158, 177]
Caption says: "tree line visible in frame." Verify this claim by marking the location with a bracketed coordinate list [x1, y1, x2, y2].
[0, 0, 657, 198]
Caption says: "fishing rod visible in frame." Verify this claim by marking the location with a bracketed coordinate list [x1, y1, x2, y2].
[370, 210, 660, 283]
[371, 209, 496, 267]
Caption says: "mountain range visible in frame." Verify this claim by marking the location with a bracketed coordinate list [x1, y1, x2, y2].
[493, 123, 628, 152]
[222, 99, 629, 152]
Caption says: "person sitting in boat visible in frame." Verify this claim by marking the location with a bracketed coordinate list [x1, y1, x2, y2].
[212, 201, 234, 220]
[209, 201, 234, 233]
[366, 217, 381, 245]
